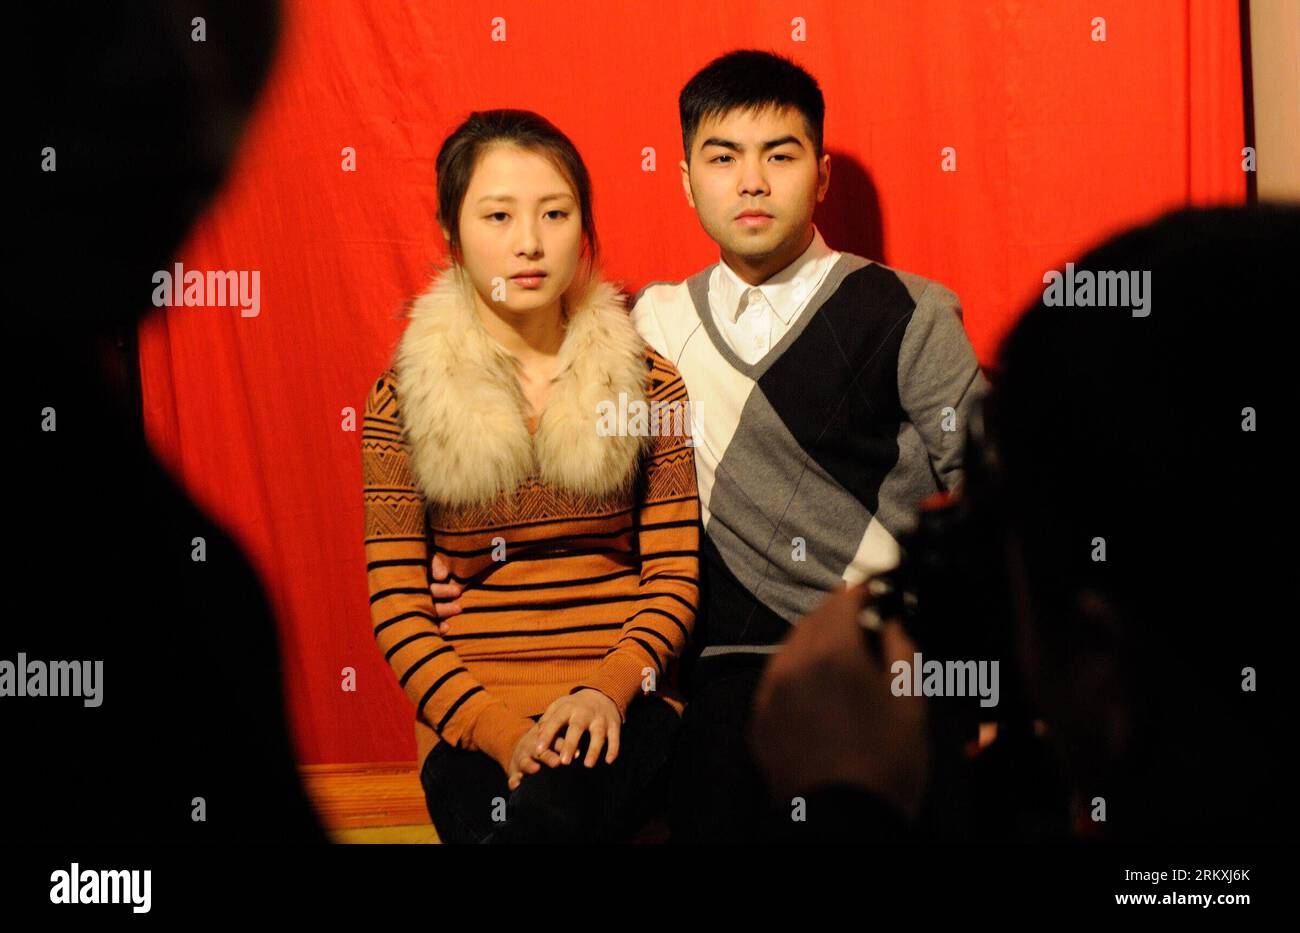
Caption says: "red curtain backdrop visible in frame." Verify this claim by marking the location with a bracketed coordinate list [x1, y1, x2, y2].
[138, 0, 1246, 765]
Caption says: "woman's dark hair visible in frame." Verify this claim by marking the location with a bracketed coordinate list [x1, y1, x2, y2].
[679, 49, 825, 161]
[434, 109, 599, 273]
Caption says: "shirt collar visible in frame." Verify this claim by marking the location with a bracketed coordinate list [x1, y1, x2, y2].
[715, 226, 836, 324]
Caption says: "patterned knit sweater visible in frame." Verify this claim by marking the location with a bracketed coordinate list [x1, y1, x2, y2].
[633, 255, 987, 659]
[362, 268, 700, 771]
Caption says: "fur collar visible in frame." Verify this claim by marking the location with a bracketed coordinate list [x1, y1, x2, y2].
[393, 265, 649, 508]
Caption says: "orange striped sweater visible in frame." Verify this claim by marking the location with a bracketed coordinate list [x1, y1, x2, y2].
[362, 292, 700, 772]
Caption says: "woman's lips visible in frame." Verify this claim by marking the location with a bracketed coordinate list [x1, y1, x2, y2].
[511, 274, 547, 288]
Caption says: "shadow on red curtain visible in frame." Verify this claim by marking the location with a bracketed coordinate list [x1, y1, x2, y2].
[137, 0, 1246, 765]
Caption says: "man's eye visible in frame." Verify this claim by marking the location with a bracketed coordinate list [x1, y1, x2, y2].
[771, 154, 793, 162]
[710, 155, 733, 164]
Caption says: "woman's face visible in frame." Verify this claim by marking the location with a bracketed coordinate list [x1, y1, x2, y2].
[453, 143, 584, 317]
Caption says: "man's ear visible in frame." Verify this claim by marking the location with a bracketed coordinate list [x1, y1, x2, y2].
[679, 159, 696, 209]
[817, 153, 831, 203]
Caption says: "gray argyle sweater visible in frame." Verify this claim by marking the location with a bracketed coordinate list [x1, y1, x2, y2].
[631, 253, 988, 659]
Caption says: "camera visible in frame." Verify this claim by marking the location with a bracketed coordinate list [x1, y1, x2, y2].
[863, 402, 1036, 735]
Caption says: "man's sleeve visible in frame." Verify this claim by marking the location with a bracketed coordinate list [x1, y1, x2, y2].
[630, 286, 672, 360]
[896, 282, 989, 491]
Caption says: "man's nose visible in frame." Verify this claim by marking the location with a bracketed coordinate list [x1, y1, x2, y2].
[738, 156, 770, 197]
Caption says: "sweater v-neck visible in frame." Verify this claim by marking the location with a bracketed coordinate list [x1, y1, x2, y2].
[684, 253, 858, 380]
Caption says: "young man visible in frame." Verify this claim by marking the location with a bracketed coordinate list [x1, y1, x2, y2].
[630, 50, 988, 841]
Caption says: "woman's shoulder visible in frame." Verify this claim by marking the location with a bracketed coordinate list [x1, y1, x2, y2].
[364, 367, 402, 417]
[639, 345, 687, 400]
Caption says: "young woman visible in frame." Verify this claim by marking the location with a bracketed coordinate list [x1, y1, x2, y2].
[361, 110, 700, 843]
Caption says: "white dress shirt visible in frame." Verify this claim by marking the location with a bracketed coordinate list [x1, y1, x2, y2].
[707, 225, 840, 366]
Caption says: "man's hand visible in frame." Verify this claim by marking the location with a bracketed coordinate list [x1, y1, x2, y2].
[428, 552, 462, 634]
[534, 689, 622, 768]
[750, 581, 931, 820]
[506, 723, 563, 791]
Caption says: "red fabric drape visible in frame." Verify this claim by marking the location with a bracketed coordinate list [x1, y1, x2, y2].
[138, 0, 1246, 765]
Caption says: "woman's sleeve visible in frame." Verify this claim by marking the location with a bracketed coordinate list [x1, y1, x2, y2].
[362, 372, 535, 768]
[574, 354, 701, 718]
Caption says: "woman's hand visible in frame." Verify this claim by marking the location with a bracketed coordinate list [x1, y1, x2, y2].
[534, 689, 622, 768]
[506, 723, 563, 791]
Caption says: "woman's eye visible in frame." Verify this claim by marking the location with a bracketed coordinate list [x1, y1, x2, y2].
[544, 210, 569, 220]
[486, 212, 509, 222]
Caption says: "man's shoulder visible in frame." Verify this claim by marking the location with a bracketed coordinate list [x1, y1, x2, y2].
[836, 253, 956, 304]
[631, 274, 700, 310]
[831, 253, 961, 321]
[629, 270, 714, 348]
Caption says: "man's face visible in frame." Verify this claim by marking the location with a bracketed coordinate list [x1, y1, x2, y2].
[680, 105, 829, 273]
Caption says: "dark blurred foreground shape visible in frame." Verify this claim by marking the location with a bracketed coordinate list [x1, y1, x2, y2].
[755, 204, 1294, 846]
[986, 204, 1293, 844]
[19, 1, 326, 843]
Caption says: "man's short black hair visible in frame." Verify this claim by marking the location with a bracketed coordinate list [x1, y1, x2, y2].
[678, 49, 825, 161]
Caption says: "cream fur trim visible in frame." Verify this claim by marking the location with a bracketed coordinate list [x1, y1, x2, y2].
[393, 266, 650, 508]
